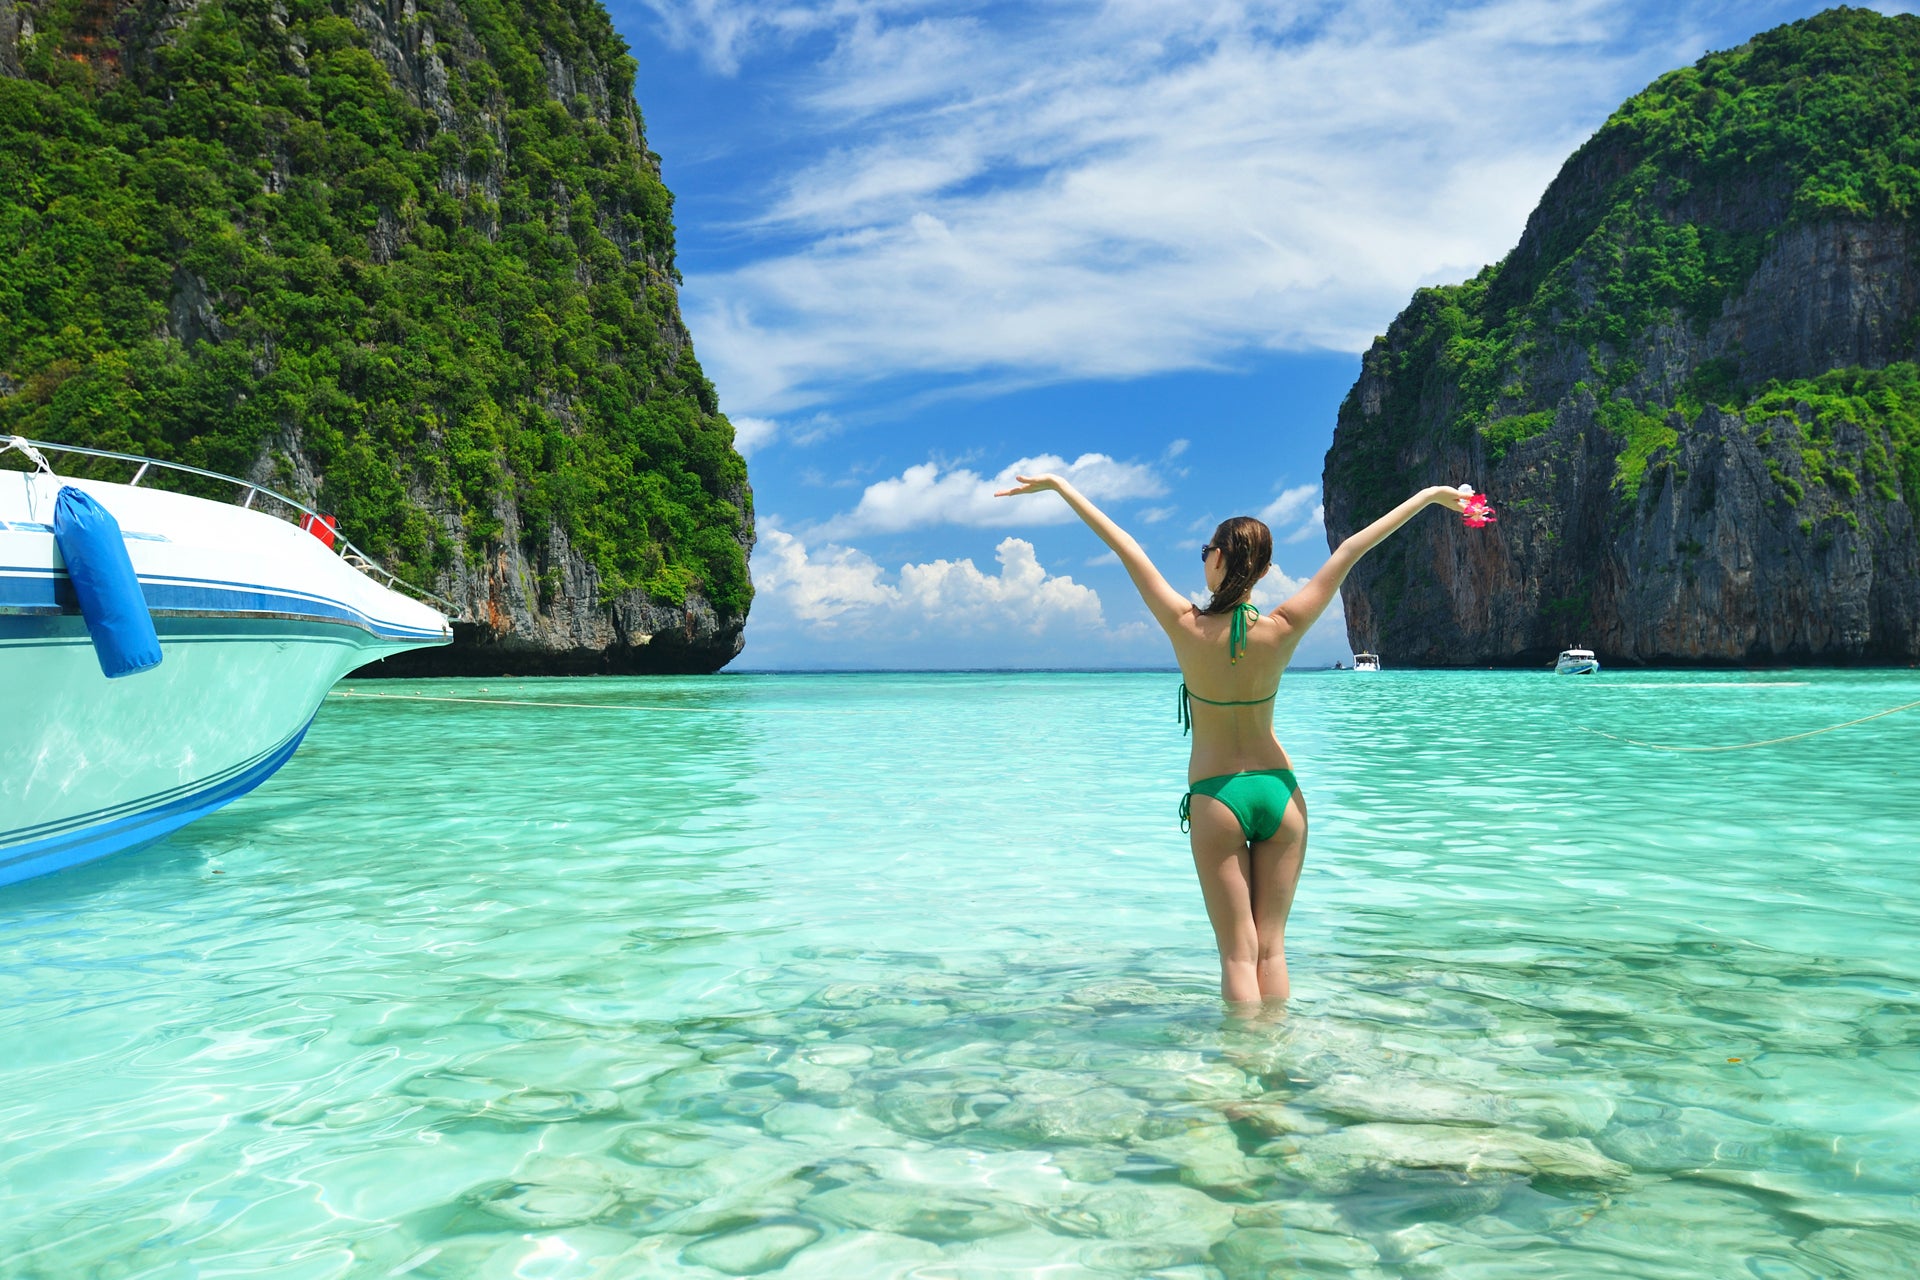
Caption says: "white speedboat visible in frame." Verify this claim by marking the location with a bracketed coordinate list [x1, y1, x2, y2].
[1353, 652, 1381, 672]
[1555, 647, 1600, 675]
[1, 436, 452, 887]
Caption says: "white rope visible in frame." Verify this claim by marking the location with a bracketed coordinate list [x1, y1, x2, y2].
[0, 436, 55, 475]
[1576, 697, 1920, 753]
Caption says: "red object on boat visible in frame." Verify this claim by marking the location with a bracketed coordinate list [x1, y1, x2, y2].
[301, 513, 338, 549]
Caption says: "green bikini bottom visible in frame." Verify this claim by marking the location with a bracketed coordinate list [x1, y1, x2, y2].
[1179, 769, 1300, 843]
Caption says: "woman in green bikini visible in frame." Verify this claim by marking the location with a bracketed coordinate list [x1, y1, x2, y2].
[995, 473, 1474, 1004]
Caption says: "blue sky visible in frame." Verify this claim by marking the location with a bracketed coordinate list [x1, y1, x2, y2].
[603, 0, 1913, 669]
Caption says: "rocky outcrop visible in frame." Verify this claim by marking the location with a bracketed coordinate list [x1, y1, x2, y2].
[1323, 10, 1920, 666]
[371, 486, 751, 676]
[1, 3, 26, 79]
[1333, 387, 1920, 666]
[1610, 409, 1919, 660]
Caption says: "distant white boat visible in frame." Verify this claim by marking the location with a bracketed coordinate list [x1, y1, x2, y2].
[1353, 652, 1381, 672]
[1555, 647, 1600, 675]
[1, 436, 452, 887]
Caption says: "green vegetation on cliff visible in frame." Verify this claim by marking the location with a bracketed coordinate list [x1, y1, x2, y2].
[0, 0, 750, 617]
[1742, 361, 1920, 512]
[1330, 6, 1920, 515]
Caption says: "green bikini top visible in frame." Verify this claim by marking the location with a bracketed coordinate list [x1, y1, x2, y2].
[1177, 602, 1277, 735]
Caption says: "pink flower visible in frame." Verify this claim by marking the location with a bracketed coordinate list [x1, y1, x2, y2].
[1461, 493, 1497, 528]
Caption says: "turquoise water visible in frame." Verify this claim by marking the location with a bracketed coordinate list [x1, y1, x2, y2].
[4, 669, 1919, 1278]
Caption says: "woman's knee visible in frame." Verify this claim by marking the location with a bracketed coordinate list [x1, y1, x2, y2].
[1215, 927, 1260, 966]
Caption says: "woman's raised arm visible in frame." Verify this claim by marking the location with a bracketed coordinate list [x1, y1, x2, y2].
[1276, 485, 1471, 633]
[994, 474, 1191, 629]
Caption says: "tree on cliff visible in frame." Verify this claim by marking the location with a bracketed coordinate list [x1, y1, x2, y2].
[0, 0, 752, 671]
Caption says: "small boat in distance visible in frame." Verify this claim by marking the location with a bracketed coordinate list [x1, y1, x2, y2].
[1555, 647, 1601, 675]
[1, 435, 454, 887]
[1353, 652, 1381, 672]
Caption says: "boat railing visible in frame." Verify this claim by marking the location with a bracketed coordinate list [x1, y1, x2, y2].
[1, 434, 458, 616]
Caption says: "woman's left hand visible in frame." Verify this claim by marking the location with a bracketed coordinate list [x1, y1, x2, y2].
[1431, 484, 1474, 514]
[994, 473, 1064, 497]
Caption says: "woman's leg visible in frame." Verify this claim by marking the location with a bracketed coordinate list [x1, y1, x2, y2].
[1249, 789, 1309, 1001]
[1187, 796, 1261, 1003]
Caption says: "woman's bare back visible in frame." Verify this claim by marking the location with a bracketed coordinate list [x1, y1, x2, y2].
[1171, 606, 1296, 781]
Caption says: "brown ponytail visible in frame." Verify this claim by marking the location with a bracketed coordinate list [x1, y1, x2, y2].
[1202, 516, 1272, 614]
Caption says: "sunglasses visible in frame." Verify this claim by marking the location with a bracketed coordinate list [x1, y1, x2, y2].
[1200, 545, 1216, 562]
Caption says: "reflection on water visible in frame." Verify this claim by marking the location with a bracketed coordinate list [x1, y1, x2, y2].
[3, 670, 1917, 1277]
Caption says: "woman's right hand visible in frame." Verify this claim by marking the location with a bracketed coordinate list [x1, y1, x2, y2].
[1429, 484, 1474, 514]
[994, 473, 1064, 498]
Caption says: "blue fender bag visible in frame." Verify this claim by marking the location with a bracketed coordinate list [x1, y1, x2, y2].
[53, 486, 163, 678]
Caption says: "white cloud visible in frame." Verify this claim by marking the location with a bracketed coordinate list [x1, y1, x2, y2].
[629, 0, 851, 75]
[730, 415, 779, 456]
[748, 526, 1110, 658]
[1284, 506, 1326, 545]
[1257, 484, 1319, 529]
[751, 526, 896, 623]
[900, 540, 1104, 634]
[1137, 505, 1176, 524]
[819, 451, 1165, 536]
[643, 0, 1748, 413]
[1249, 569, 1309, 610]
[1254, 483, 1327, 547]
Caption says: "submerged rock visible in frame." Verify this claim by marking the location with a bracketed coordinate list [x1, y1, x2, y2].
[1231, 1199, 1351, 1234]
[470, 1180, 620, 1229]
[1075, 1241, 1194, 1273]
[398, 1071, 619, 1124]
[801, 1183, 1027, 1242]
[870, 1087, 982, 1138]
[762, 1101, 902, 1146]
[769, 1229, 945, 1278]
[1134, 1122, 1281, 1197]
[1043, 1185, 1237, 1250]
[1564, 1181, 1804, 1276]
[1298, 1076, 1616, 1135]
[1049, 1148, 1129, 1184]
[982, 1087, 1150, 1145]
[1210, 1225, 1386, 1280]
[458, 1153, 712, 1235]
[680, 1220, 822, 1275]
[1218, 1096, 1331, 1138]
[799, 1043, 876, 1069]
[1594, 1108, 1782, 1173]
[1276, 1123, 1631, 1191]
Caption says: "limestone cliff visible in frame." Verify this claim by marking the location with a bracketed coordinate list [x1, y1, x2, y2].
[0, 0, 752, 674]
[1323, 8, 1920, 666]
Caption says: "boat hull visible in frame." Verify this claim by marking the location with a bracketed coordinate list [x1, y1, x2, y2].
[1, 471, 450, 886]
[1555, 659, 1601, 675]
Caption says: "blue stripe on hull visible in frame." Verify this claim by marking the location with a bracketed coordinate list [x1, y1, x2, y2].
[0, 718, 314, 888]
[0, 613, 386, 648]
[0, 564, 445, 642]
